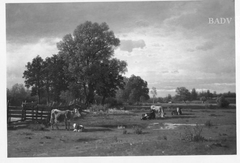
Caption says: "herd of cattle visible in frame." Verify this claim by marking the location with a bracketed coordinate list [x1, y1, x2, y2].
[49, 105, 183, 131]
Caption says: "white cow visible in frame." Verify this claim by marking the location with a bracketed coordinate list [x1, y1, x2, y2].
[150, 105, 165, 118]
[50, 108, 81, 130]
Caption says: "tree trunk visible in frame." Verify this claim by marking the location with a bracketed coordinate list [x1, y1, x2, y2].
[101, 96, 106, 105]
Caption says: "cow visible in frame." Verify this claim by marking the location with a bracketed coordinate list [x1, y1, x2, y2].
[50, 108, 81, 130]
[171, 107, 182, 115]
[73, 123, 84, 132]
[151, 105, 165, 118]
[141, 109, 156, 120]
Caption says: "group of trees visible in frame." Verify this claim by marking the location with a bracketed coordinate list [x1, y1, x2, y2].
[149, 87, 236, 105]
[8, 21, 149, 106]
[20, 21, 128, 106]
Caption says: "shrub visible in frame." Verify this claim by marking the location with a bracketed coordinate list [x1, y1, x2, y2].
[216, 96, 229, 108]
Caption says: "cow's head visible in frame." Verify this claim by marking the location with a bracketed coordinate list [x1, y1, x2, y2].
[73, 108, 81, 118]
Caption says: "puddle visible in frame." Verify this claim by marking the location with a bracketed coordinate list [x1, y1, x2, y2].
[148, 123, 204, 130]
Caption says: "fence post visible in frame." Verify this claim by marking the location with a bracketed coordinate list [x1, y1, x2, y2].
[21, 105, 25, 121]
[35, 105, 38, 121]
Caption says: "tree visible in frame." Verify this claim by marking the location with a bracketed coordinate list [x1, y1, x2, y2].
[175, 87, 190, 102]
[118, 75, 149, 103]
[7, 83, 33, 106]
[216, 95, 229, 108]
[23, 55, 44, 103]
[95, 58, 127, 105]
[57, 21, 120, 105]
[191, 88, 198, 101]
[43, 55, 69, 102]
[150, 87, 157, 103]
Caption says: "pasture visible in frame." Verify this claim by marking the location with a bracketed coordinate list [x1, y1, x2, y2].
[7, 106, 236, 157]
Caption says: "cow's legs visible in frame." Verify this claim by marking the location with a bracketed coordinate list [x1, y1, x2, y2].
[65, 120, 71, 130]
[55, 122, 59, 130]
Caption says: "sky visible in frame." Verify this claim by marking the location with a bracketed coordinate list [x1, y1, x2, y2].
[5, 0, 236, 97]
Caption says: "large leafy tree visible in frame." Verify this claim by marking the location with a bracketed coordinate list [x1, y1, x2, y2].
[23, 55, 44, 103]
[57, 21, 121, 105]
[118, 75, 149, 103]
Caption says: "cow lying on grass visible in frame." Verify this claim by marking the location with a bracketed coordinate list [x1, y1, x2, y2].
[50, 108, 81, 130]
[171, 107, 182, 115]
[141, 110, 156, 120]
[151, 105, 165, 118]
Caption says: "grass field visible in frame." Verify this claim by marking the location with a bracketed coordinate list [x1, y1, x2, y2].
[7, 107, 236, 157]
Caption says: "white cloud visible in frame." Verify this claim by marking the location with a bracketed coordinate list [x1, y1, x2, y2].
[119, 39, 146, 52]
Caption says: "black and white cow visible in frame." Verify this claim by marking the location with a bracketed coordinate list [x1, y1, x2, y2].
[151, 105, 165, 118]
[171, 107, 182, 115]
[141, 109, 156, 120]
[50, 108, 81, 130]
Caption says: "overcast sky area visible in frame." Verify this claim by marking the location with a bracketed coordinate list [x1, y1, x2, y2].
[6, 0, 235, 97]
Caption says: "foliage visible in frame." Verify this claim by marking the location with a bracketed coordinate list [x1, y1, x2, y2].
[57, 21, 122, 105]
[7, 84, 35, 106]
[23, 55, 45, 103]
[216, 95, 230, 108]
[116, 75, 149, 104]
[175, 87, 191, 102]
[22, 21, 126, 105]
[95, 58, 127, 105]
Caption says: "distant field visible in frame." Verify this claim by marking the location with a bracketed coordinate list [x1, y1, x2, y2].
[8, 106, 236, 157]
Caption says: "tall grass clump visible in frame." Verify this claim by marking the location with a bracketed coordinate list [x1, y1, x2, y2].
[181, 124, 205, 142]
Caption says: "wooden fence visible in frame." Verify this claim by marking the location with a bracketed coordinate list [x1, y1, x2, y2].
[7, 103, 85, 129]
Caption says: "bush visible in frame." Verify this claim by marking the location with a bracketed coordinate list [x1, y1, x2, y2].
[216, 96, 229, 108]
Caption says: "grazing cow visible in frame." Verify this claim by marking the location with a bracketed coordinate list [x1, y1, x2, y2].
[73, 123, 84, 132]
[171, 107, 182, 115]
[50, 108, 81, 130]
[151, 105, 165, 118]
[141, 110, 156, 120]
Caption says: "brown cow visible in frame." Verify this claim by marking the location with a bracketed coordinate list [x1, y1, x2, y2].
[50, 108, 81, 130]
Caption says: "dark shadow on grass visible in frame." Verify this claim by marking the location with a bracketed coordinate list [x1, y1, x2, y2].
[156, 116, 197, 120]
[84, 128, 113, 132]
[76, 137, 98, 142]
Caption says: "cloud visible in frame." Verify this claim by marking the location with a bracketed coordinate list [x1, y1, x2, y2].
[7, 37, 59, 88]
[196, 41, 215, 51]
[119, 39, 146, 52]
